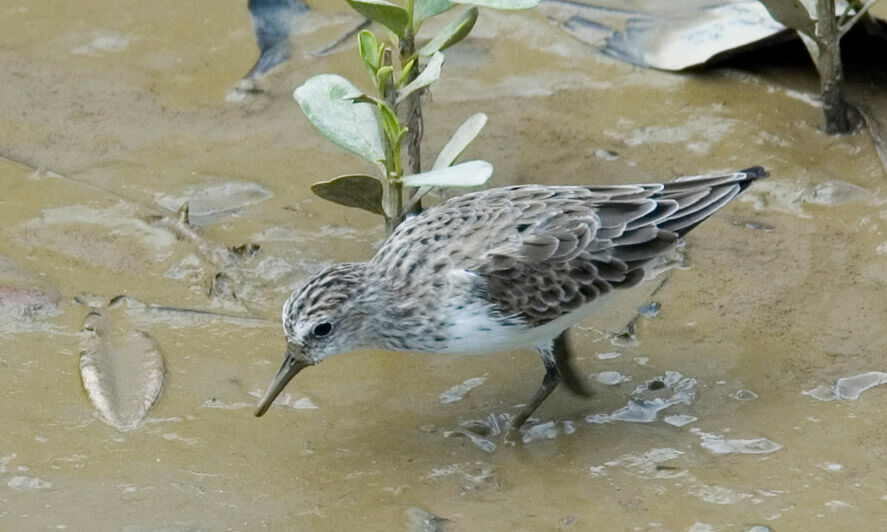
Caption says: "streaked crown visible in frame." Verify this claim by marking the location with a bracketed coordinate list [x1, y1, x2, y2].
[281, 262, 377, 361]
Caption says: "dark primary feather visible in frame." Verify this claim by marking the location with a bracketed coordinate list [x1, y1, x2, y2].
[373, 167, 767, 327]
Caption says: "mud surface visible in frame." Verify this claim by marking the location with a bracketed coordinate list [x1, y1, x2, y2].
[1, 1, 886, 529]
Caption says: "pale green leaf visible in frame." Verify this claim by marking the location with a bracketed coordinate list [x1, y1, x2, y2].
[453, 0, 538, 10]
[403, 160, 492, 187]
[358, 30, 381, 73]
[294, 74, 384, 168]
[396, 52, 444, 104]
[758, 0, 816, 36]
[376, 101, 403, 146]
[311, 175, 385, 215]
[432, 112, 487, 170]
[398, 57, 416, 85]
[375, 65, 394, 89]
[414, 0, 456, 24]
[347, 0, 409, 36]
[418, 6, 478, 56]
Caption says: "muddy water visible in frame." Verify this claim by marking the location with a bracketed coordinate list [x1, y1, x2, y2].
[2, 0, 887, 529]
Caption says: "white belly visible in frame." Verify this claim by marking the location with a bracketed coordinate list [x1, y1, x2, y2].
[434, 270, 663, 355]
[436, 298, 606, 355]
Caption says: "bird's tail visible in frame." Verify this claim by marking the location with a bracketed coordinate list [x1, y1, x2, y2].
[657, 166, 769, 236]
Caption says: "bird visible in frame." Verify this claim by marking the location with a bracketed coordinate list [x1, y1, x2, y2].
[254, 166, 768, 431]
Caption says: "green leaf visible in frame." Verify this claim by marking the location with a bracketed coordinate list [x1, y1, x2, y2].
[377, 102, 405, 146]
[294, 74, 385, 169]
[375, 65, 394, 89]
[311, 175, 385, 215]
[418, 7, 478, 56]
[402, 160, 492, 187]
[396, 51, 444, 104]
[758, 0, 816, 36]
[358, 30, 381, 73]
[414, 0, 456, 25]
[452, 0, 538, 10]
[347, 0, 410, 37]
[398, 57, 416, 86]
[432, 112, 487, 170]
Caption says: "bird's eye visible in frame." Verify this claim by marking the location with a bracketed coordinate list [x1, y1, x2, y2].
[312, 322, 333, 337]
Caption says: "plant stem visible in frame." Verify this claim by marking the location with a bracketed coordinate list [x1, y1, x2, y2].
[379, 47, 404, 234]
[816, 0, 862, 134]
[398, 33, 425, 220]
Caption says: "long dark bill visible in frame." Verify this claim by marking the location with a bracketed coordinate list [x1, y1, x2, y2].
[254, 343, 312, 417]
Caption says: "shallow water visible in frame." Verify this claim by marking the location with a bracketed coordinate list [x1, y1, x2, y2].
[2, 0, 887, 530]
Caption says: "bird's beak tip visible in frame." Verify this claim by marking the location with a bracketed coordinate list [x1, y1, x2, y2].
[254, 344, 311, 418]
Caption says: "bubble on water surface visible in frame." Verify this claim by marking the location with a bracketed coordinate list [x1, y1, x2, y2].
[589, 447, 684, 479]
[594, 149, 619, 161]
[439, 377, 487, 404]
[692, 429, 782, 455]
[835, 372, 887, 400]
[7, 476, 51, 491]
[694, 484, 754, 504]
[406, 506, 449, 532]
[803, 372, 887, 401]
[0, 454, 16, 474]
[72, 31, 130, 55]
[819, 462, 843, 472]
[521, 419, 582, 443]
[638, 301, 661, 317]
[731, 389, 758, 401]
[595, 371, 630, 385]
[802, 385, 837, 401]
[586, 371, 696, 424]
[805, 181, 869, 206]
[663, 414, 697, 427]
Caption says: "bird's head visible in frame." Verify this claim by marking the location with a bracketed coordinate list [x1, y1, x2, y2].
[254, 262, 376, 417]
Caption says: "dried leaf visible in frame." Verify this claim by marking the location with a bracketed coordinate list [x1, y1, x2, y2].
[310, 174, 385, 215]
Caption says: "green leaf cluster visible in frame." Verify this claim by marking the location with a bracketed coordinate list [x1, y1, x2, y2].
[295, 0, 539, 228]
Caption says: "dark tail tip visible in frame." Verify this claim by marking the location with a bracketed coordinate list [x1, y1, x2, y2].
[740, 166, 769, 181]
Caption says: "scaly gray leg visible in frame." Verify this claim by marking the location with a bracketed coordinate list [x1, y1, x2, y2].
[510, 355, 561, 431]
[510, 336, 565, 431]
[510, 330, 592, 432]
[553, 330, 593, 397]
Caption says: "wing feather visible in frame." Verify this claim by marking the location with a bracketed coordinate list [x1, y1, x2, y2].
[373, 168, 767, 327]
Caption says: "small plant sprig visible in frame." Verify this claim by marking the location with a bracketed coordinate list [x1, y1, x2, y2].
[759, 0, 878, 134]
[293, 0, 537, 234]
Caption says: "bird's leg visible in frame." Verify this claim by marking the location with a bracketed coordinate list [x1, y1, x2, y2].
[509, 342, 562, 431]
[553, 330, 593, 397]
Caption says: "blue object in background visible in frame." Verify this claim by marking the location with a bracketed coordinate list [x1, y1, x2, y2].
[246, 0, 309, 78]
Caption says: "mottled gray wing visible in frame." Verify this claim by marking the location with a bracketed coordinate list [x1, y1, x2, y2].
[477, 167, 766, 325]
